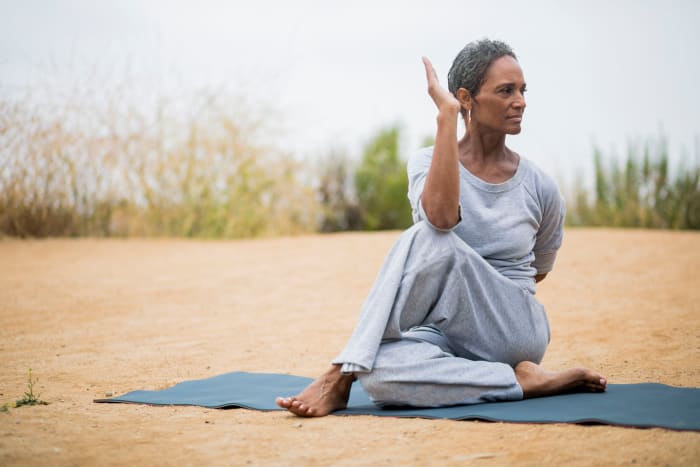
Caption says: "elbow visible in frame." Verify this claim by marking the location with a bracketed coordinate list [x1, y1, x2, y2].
[422, 205, 460, 231]
[427, 214, 459, 230]
[419, 196, 461, 231]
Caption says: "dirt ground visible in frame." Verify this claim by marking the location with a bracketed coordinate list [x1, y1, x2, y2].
[1, 228, 699, 466]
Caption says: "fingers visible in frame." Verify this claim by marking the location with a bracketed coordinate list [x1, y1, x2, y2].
[421, 56, 437, 87]
[422, 56, 461, 114]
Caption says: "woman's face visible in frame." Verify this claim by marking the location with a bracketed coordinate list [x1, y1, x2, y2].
[470, 55, 527, 135]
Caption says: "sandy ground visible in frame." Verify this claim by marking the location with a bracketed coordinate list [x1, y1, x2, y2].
[1, 228, 699, 466]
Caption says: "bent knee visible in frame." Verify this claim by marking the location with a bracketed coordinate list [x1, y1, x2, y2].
[409, 221, 466, 256]
[412, 220, 455, 239]
[501, 332, 548, 366]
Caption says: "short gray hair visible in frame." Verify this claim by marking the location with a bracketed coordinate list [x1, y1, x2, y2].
[447, 39, 517, 99]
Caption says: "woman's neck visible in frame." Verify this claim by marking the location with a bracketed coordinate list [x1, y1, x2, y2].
[458, 129, 519, 183]
[459, 126, 510, 161]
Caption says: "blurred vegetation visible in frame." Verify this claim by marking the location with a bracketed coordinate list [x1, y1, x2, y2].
[1, 82, 698, 237]
[566, 137, 700, 230]
[316, 149, 362, 232]
[315, 126, 413, 232]
[354, 127, 413, 231]
[0, 88, 317, 238]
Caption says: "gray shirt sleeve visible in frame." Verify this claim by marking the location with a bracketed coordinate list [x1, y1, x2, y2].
[407, 147, 462, 232]
[532, 177, 566, 274]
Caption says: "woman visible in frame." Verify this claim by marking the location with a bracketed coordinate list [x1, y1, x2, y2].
[276, 39, 606, 417]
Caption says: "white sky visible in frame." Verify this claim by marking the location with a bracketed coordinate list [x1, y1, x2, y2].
[1, 0, 699, 185]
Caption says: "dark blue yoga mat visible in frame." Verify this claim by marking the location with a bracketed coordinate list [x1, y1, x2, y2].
[94, 371, 700, 431]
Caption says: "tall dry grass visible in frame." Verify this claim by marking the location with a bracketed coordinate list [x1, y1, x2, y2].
[0, 84, 317, 238]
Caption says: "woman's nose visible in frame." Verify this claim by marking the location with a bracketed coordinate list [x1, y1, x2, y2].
[513, 93, 526, 110]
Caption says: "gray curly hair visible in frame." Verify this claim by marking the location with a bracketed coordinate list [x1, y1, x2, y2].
[447, 39, 517, 102]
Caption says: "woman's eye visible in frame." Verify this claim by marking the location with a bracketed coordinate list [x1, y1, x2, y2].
[500, 88, 513, 95]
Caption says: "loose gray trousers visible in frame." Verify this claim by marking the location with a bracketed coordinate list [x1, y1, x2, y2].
[333, 221, 551, 407]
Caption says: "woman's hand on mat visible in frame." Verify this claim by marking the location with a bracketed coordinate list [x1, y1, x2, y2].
[422, 57, 460, 114]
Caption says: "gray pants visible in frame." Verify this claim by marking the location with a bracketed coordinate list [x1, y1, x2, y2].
[333, 222, 550, 407]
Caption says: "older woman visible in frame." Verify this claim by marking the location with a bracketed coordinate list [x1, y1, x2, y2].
[276, 39, 606, 417]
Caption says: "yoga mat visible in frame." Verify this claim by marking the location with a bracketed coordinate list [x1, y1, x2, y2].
[94, 371, 700, 431]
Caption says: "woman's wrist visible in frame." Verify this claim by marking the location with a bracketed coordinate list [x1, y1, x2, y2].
[436, 106, 460, 124]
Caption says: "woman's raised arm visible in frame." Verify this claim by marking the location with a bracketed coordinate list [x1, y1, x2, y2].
[420, 57, 462, 230]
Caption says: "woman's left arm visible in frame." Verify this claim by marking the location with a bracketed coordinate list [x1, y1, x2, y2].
[532, 175, 566, 280]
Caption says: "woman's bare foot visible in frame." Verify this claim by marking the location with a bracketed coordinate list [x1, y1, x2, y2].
[275, 364, 355, 417]
[515, 361, 607, 398]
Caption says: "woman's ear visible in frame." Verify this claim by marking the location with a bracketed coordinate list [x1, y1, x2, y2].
[456, 88, 472, 112]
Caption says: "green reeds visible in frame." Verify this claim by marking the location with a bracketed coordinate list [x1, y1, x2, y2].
[566, 137, 700, 229]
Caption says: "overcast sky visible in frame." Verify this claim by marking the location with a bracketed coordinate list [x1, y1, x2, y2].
[1, 0, 699, 184]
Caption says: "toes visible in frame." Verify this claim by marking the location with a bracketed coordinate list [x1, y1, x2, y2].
[276, 396, 315, 415]
[589, 375, 607, 391]
[289, 403, 312, 417]
[289, 400, 311, 416]
[583, 378, 606, 392]
[275, 397, 291, 408]
[297, 404, 316, 416]
[276, 395, 327, 417]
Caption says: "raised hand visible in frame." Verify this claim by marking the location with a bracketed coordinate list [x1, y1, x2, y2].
[418, 56, 462, 230]
[422, 57, 461, 113]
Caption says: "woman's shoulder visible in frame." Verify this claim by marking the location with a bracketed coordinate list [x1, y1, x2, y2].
[517, 157, 562, 200]
[410, 145, 434, 160]
[407, 146, 435, 174]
